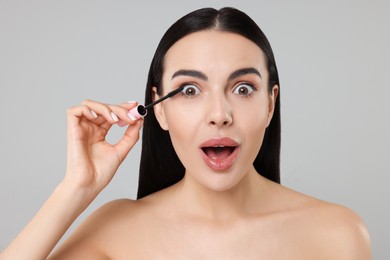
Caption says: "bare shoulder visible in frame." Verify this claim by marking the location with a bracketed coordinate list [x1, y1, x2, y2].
[305, 201, 371, 259]
[50, 199, 148, 259]
[274, 185, 372, 259]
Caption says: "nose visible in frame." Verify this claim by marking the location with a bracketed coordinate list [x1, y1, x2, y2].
[207, 95, 233, 127]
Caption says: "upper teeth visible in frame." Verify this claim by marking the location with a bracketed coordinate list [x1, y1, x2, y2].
[213, 145, 225, 147]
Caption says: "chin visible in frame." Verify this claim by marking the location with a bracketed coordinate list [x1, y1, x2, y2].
[192, 168, 249, 193]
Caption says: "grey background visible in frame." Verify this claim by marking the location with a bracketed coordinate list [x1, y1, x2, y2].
[0, 0, 389, 258]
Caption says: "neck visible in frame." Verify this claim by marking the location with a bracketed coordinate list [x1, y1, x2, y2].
[174, 167, 266, 221]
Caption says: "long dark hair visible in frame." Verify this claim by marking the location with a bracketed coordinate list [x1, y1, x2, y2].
[137, 7, 280, 199]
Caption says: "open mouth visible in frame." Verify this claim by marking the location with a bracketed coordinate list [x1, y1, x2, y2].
[201, 146, 237, 160]
[199, 138, 240, 171]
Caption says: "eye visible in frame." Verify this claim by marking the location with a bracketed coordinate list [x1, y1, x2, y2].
[181, 84, 201, 98]
[232, 83, 256, 97]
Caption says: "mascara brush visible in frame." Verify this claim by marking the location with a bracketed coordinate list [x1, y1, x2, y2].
[127, 85, 185, 121]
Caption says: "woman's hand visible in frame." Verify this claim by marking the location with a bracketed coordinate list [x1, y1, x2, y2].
[64, 100, 143, 195]
[0, 100, 142, 260]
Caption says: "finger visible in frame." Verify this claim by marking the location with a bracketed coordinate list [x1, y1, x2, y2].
[113, 118, 143, 162]
[109, 102, 141, 127]
[119, 101, 138, 109]
[67, 105, 99, 127]
[80, 100, 122, 125]
[99, 120, 115, 132]
[100, 102, 140, 129]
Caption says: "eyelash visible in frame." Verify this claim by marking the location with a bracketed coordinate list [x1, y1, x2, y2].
[178, 82, 201, 99]
[232, 82, 257, 98]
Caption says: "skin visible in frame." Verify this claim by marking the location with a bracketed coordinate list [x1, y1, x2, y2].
[0, 30, 371, 259]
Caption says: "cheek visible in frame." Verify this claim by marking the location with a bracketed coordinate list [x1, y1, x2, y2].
[165, 103, 202, 134]
[163, 103, 203, 156]
[233, 99, 270, 152]
[233, 97, 270, 129]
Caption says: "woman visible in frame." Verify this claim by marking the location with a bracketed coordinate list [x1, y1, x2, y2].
[1, 7, 371, 259]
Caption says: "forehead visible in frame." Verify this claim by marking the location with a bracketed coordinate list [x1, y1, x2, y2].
[164, 30, 267, 77]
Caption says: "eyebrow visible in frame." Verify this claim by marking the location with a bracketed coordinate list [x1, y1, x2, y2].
[228, 67, 261, 81]
[171, 70, 208, 81]
[171, 67, 261, 81]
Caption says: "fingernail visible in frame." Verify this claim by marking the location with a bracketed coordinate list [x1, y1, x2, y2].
[128, 100, 137, 104]
[111, 112, 119, 122]
[117, 120, 127, 127]
[91, 110, 98, 118]
[128, 112, 137, 121]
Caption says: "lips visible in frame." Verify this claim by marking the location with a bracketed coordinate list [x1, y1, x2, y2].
[199, 137, 240, 171]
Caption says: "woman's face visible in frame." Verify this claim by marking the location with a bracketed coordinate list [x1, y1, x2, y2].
[154, 30, 278, 191]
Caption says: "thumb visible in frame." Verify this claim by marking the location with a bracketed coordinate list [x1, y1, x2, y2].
[113, 118, 143, 162]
